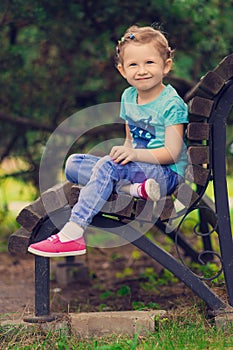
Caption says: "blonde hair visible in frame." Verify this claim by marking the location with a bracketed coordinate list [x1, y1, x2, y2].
[116, 25, 173, 65]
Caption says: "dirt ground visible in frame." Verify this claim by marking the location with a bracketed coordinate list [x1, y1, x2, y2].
[0, 241, 227, 322]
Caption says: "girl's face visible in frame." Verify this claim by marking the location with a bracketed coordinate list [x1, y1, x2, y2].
[118, 42, 172, 101]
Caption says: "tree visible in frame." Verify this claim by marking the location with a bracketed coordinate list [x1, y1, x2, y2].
[0, 0, 232, 186]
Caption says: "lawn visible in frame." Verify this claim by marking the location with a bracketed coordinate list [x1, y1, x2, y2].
[1, 305, 233, 349]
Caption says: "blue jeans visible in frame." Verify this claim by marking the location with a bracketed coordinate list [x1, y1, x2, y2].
[65, 154, 181, 229]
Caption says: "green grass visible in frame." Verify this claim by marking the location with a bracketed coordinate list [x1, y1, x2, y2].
[1, 307, 233, 349]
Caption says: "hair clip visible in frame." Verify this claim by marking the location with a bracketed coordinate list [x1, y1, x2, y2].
[118, 36, 125, 45]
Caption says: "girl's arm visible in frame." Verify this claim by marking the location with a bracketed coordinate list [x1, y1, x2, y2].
[110, 124, 184, 165]
[123, 123, 133, 148]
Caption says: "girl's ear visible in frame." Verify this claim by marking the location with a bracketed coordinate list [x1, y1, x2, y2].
[117, 64, 126, 78]
[163, 58, 173, 76]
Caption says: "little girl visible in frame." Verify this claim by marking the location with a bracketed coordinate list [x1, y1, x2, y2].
[28, 25, 188, 257]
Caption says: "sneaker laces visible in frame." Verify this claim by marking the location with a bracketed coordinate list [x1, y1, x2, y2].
[48, 234, 58, 242]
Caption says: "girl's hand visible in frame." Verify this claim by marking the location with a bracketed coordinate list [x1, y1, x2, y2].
[110, 146, 137, 165]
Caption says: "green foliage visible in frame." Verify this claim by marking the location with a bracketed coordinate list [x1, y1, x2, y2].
[131, 249, 141, 260]
[140, 267, 179, 292]
[99, 290, 115, 300]
[132, 301, 160, 310]
[0, 0, 233, 185]
[115, 267, 133, 279]
[116, 285, 131, 297]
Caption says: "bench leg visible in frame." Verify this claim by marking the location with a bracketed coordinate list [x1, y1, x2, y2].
[35, 256, 50, 317]
[24, 256, 56, 323]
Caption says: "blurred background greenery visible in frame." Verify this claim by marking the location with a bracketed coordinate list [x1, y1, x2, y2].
[0, 0, 233, 244]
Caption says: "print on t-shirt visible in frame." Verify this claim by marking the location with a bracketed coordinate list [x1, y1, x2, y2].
[127, 115, 156, 148]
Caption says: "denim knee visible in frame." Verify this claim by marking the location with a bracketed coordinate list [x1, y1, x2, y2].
[94, 155, 112, 166]
[92, 156, 118, 180]
[64, 154, 79, 182]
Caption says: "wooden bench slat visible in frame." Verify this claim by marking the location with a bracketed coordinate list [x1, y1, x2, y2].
[8, 227, 32, 254]
[199, 71, 225, 96]
[213, 53, 233, 81]
[188, 96, 214, 118]
[185, 164, 211, 187]
[16, 182, 73, 231]
[108, 193, 134, 218]
[187, 146, 209, 165]
[154, 196, 176, 221]
[135, 199, 154, 221]
[173, 182, 200, 207]
[185, 71, 225, 101]
[16, 198, 45, 231]
[68, 185, 81, 208]
[41, 181, 72, 213]
[186, 123, 210, 141]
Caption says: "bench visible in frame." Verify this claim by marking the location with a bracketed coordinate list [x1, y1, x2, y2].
[8, 53, 233, 322]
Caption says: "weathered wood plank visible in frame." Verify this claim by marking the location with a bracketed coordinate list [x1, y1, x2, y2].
[174, 182, 200, 207]
[154, 196, 176, 221]
[185, 71, 225, 101]
[213, 53, 233, 81]
[16, 182, 73, 231]
[110, 193, 134, 218]
[41, 181, 73, 213]
[199, 71, 225, 96]
[8, 227, 32, 254]
[188, 96, 214, 118]
[185, 164, 211, 187]
[186, 123, 210, 141]
[187, 146, 209, 165]
[16, 197, 45, 231]
[135, 199, 153, 221]
[68, 184, 81, 208]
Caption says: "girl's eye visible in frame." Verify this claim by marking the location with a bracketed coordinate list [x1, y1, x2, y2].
[147, 60, 154, 64]
[129, 63, 137, 67]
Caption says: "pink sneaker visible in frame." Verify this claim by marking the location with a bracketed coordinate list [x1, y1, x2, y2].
[137, 179, 160, 201]
[28, 234, 86, 257]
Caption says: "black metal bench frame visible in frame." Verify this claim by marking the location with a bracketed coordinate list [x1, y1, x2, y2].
[8, 54, 233, 322]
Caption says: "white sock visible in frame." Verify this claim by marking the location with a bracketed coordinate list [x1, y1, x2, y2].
[58, 221, 84, 242]
[129, 183, 141, 198]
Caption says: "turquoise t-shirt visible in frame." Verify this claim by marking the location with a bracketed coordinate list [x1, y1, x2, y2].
[120, 84, 188, 177]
